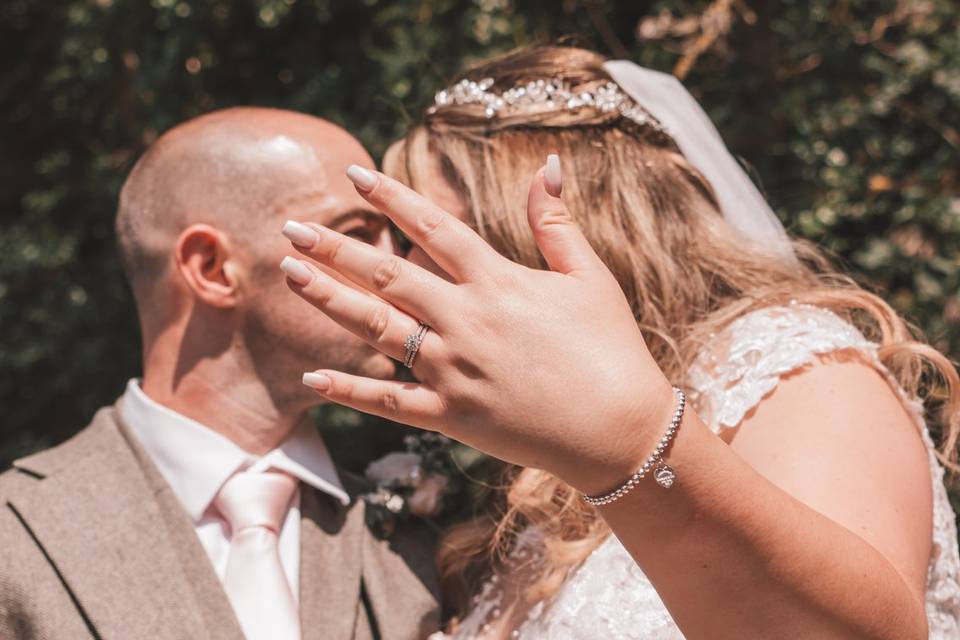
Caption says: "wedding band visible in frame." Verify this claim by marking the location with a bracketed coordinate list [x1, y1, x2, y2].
[403, 322, 430, 368]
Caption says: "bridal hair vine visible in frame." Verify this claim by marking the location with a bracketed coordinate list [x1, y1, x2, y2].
[428, 76, 666, 132]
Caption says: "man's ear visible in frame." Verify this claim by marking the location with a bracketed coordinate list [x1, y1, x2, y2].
[174, 223, 241, 308]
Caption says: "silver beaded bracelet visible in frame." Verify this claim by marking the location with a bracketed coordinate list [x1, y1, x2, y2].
[582, 387, 685, 507]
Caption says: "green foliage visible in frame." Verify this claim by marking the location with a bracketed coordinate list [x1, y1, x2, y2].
[1, 0, 958, 522]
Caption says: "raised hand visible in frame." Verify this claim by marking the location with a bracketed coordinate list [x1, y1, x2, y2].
[280, 157, 675, 495]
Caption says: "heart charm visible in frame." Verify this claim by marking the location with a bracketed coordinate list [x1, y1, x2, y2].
[653, 463, 676, 489]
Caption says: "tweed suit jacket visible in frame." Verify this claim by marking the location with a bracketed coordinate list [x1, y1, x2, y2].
[0, 401, 441, 640]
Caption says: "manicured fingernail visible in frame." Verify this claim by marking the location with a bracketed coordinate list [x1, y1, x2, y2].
[346, 165, 378, 191]
[545, 154, 562, 197]
[282, 220, 320, 248]
[302, 372, 331, 391]
[280, 256, 314, 286]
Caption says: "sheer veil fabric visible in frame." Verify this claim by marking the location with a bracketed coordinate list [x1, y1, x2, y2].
[603, 60, 796, 264]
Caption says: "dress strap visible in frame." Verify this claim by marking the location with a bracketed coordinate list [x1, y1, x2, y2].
[688, 303, 960, 637]
[688, 303, 878, 433]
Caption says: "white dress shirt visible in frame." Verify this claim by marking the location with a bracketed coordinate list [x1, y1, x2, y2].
[119, 378, 350, 601]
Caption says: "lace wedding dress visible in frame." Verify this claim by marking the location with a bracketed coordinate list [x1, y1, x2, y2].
[436, 303, 960, 639]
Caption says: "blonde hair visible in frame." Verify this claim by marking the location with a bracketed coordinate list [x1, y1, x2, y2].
[385, 45, 960, 618]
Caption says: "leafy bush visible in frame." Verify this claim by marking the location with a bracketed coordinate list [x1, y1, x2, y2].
[1, 1, 958, 522]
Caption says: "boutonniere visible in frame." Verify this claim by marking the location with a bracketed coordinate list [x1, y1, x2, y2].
[361, 432, 456, 538]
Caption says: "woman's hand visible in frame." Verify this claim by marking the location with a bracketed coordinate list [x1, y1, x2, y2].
[280, 158, 675, 494]
[281, 160, 932, 639]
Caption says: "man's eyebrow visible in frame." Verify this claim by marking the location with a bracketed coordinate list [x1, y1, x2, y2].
[269, 189, 328, 218]
[269, 189, 381, 225]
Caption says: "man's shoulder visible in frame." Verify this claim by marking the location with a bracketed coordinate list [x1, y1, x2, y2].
[0, 403, 122, 498]
[0, 465, 34, 500]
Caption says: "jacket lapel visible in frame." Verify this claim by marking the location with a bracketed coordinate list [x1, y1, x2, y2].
[7, 404, 241, 640]
[298, 484, 365, 640]
[114, 408, 245, 640]
[360, 520, 442, 640]
[298, 475, 442, 640]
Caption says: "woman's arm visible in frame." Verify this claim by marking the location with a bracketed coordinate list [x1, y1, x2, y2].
[598, 353, 931, 639]
[283, 164, 932, 639]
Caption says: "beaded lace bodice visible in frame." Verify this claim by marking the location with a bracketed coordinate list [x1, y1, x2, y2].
[437, 304, 960, 639]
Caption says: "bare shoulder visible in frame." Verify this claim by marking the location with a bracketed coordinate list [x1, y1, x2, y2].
[723, 349, 933, 597]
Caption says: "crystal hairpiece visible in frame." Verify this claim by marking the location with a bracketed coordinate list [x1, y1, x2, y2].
[429, 77, 665, 132]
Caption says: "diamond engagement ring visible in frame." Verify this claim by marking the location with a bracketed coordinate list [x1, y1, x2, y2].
[403, 322, 430, 368]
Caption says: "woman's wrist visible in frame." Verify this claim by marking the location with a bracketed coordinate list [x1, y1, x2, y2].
[562, 377, 680, 496]
[582, 387, 686, 505]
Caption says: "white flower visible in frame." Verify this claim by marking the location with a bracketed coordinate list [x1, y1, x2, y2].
[407, 474, 448, 517]
[365, 451, 423, 488]
[385, 493, 406, 514]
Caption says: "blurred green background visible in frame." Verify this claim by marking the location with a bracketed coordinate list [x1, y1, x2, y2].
[1, 0, 959, 512]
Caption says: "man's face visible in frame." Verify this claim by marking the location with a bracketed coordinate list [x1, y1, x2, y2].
[239, 134, 397, 406]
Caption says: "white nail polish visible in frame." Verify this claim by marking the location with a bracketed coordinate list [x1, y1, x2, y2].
[280, 256, 314, 286]
[346, 165, 378, 191]
[545, 154, 562, 197]
[282, 220, 320, 248]
[302, 372, 331, 391]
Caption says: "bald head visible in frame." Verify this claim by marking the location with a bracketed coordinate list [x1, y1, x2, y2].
[111, 107, 396, 450]
[115, 107, 369, 304]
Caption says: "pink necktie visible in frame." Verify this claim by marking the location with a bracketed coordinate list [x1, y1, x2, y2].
[214, 470, 300, 640]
